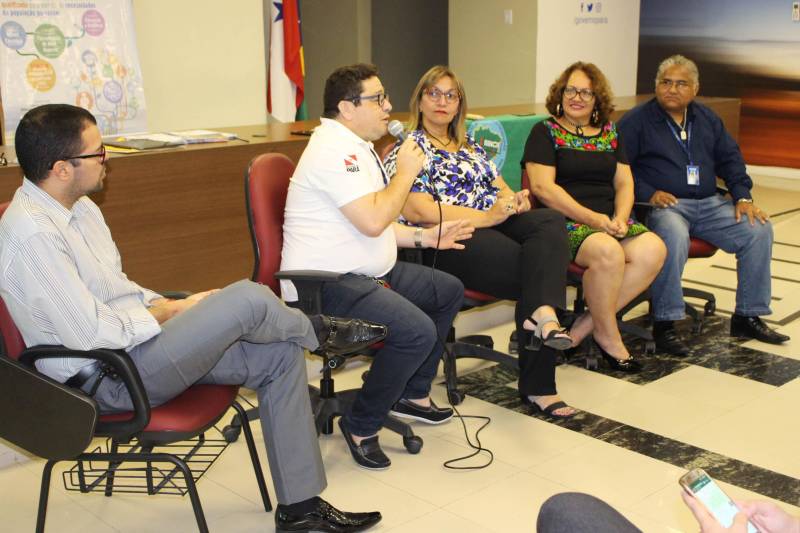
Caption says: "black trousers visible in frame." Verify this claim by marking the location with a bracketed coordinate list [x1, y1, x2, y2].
[423, 208, 569, 396]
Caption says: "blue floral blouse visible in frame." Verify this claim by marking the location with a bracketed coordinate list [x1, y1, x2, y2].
[383, 129, 501, 215]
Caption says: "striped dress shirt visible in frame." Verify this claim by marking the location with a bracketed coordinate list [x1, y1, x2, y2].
[0, 179, 162, 382]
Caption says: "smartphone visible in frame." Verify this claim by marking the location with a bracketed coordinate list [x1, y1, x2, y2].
[679, 468, 758, 533]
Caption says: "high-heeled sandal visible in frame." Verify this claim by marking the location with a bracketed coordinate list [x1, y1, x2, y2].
[591, 338, 642, 372]
[523, 316, 573, 351]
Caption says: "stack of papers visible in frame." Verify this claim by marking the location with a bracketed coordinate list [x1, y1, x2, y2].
[103, 130, 239, 151]
[168, 130, 238, 143]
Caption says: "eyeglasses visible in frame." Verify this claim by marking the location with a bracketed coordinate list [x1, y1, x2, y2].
[658, 78, 692, 90]
[347, 92, 390, 107]
[52, 145, 107, 169]
[563, 86, 595, 102]
[424, 88, 460, 104]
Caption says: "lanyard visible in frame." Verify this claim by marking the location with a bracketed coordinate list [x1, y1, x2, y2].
[667, 119, 693, 164]
[368, 147, 388, 185]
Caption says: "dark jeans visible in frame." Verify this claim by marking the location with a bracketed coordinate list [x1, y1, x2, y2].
[320, 261, 463, 436]
[424, 208, 569, 396]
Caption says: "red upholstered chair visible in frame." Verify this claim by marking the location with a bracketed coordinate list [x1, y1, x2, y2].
[225, 152, 422, 453]
[0, 204, 270, 533]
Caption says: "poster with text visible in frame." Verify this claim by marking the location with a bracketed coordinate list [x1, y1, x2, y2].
[0, 0, 145, 143]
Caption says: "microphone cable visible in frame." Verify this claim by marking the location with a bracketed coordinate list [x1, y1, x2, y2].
[426, 189, 494, 471]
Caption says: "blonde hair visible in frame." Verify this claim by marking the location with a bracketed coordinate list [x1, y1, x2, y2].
[407, 65, 468, 149]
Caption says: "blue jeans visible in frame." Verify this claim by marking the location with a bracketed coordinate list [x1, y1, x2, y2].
[320, 261, 464, 436]
[646, 194, 773, 321]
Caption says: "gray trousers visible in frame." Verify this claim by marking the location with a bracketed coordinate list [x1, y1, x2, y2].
[90, 279, 326, 504]
[537, 492, 641, 533]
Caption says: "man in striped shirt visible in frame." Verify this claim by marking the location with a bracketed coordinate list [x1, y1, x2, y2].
[0, 104, 383, 532]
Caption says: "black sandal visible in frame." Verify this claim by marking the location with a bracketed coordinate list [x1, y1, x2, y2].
[523, 315, 573, 351]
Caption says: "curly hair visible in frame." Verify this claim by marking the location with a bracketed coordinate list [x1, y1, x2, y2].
[544, 61, 615, 127]
[407, 65, 468, 149]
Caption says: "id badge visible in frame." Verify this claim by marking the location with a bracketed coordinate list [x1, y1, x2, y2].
[686, 165, 700, 186]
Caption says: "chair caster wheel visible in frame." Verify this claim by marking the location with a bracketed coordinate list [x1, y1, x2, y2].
[704, 301, 716, 316]
[222, 425, 241, 443]
[447, 389, 465, 405]
[361, 370, 369, 382]
[403, 435, 423, 454]
[585, 356, 599, 371]
[644, 341, 656, 355]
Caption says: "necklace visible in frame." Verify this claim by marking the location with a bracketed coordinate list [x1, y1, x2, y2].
[563, 117, 588, 136]
[677, 108, 688, 141]
[424, 128, 452, 148]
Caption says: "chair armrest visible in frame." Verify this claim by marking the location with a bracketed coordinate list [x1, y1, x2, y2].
[19, 345, 150, 439]
[275, 269, 344, 314]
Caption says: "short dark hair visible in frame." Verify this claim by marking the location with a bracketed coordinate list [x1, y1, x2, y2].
[322, 63, 379, 119]
[15, 104, 97, 183]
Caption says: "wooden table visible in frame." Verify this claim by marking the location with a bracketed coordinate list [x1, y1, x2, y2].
[0, 96, 740, 292]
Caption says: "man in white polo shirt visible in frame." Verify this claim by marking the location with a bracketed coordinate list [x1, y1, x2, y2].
[282, 64, 474, 470]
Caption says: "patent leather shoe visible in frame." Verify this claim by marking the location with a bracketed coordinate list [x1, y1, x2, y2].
[390, 398, 453, 424]
[338, 418, 390, 470]
[653, 321, 690, 356]
[730, 314, 790, 344]
[275, 497, 382, 532]
[592, 339, 642, 372]
[314, 316, 387, 356]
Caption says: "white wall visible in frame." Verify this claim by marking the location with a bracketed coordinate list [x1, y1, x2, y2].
[131, 0, 267, 131]
[535, 0, 641, 101]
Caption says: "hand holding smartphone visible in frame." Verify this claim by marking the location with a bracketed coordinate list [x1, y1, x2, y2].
[680, 468, 758, 532]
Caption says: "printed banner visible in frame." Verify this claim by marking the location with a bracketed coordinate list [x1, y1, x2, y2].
[0, 0, 146, 143]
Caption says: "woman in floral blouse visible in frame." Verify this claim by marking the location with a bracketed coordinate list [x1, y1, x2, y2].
[384, 65, 576, 419]
[522, 61, 666, 372]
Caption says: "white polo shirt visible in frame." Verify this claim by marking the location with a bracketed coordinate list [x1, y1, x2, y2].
[280, 118, 397, 301]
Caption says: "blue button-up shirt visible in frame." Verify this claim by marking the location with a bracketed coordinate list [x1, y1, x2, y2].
[618, 98, 752, 203]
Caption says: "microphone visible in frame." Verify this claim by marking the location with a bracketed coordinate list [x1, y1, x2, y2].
[388, 120, 406, 143]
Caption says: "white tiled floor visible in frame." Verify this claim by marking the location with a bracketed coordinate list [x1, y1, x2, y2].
[1, 182, 799, 532]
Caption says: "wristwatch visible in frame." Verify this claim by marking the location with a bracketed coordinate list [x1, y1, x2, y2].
[414, 227, 424, 248]
[736, 198, 754, 204]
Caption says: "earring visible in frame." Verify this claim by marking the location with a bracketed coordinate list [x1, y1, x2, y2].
[591, 108, 599, 124]
[556, 103, 563, 116]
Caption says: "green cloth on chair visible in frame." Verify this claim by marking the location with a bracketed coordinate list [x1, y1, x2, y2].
[466, 113, 550, 191]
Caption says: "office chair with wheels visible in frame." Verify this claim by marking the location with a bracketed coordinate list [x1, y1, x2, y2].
[381, 142, 519, 405]
[223, 152, 422, 454]
[0, 199, 270, 533]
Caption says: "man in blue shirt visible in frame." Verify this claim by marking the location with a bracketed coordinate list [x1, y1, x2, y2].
[619, 55, 789, 355]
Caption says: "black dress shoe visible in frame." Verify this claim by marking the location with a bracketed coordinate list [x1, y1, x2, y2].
[338, 417, 390, 470]
[390, 398, 453, 424]
[653, 320, 691, 356]
[314, 316, 387, 356]
[730, 314, 790, 344]
[275, 497, 382, 533]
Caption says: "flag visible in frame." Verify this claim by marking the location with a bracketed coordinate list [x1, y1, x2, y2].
[267, 0, 306, 122]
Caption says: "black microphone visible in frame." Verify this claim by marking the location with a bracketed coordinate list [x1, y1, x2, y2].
[388, 120, 406, 143]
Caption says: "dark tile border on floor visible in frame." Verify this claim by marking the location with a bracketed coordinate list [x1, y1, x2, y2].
[445, 363, 800, 507]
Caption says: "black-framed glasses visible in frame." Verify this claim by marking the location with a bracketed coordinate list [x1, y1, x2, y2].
[51, 145, 107, 169]
[347, 92, 390, 107]
[563, 86, 595, 102]
[424, 88, 460, 103]
[658, 78, 692, 91]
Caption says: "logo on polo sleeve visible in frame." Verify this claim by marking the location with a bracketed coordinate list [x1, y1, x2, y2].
[344, 154, 360, 173]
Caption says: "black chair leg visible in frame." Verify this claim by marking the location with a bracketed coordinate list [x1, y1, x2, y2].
[232, 402, 272, 512]
[36, 459, 56, 533]
[104, 440, 119, 497]
[157, 453, 209, 533]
